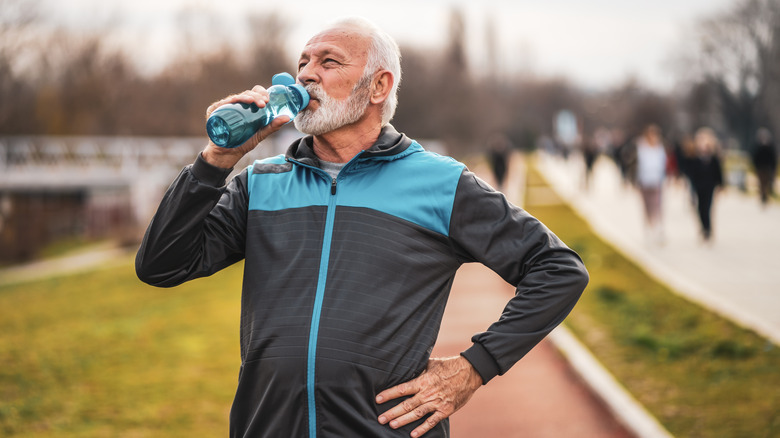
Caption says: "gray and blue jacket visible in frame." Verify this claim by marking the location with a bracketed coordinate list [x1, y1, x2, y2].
[136, 125, 588, 437]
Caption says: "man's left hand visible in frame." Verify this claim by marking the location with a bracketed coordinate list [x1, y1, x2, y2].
[376, 356, 483, 437]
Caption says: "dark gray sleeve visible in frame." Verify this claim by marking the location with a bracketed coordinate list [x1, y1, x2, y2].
[135, 154, 249, 287]
[450, 169, 589, 383]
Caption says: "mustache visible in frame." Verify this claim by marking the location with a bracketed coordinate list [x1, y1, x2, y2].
[304, 83, 325, 100]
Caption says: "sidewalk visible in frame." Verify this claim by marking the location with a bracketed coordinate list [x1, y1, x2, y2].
[537, 153, 780, 346]
[0, 242, 132, 287]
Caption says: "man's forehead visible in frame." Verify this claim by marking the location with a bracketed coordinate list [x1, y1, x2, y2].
[300, 26, 370, 58]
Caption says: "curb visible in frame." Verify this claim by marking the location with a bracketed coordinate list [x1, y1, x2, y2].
[549, 326, 675, 438]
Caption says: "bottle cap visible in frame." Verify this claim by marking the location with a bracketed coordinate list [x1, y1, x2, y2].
[289, 84, 310, 110]
[272, 72, 296, 86]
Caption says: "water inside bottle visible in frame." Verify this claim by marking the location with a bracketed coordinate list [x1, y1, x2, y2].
[268, 87, 304, 120]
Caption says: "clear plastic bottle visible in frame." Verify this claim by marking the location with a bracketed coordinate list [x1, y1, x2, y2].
[207, 73, 310, 148]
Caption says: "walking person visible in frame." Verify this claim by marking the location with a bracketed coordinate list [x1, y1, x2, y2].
[752, 127, 777, 207]
[635, 124, 667, 244]
[486, 134, 511, 190]
[135, 17, 588, 438]
[582, 135, 600, 191]
[686, 128, 724, 242]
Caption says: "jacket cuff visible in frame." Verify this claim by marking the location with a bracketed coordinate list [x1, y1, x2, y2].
[191, 153, 234, 187]
[461, 343, 501, 384]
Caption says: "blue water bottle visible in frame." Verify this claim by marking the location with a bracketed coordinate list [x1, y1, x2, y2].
[206, 73, 310, 148]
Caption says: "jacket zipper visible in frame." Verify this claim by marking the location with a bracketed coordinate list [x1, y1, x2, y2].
[287, 156, 357, 437]
[307, 174, 337, 438]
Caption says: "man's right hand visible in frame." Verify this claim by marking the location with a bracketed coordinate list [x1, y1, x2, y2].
[201, 85, 291, 170]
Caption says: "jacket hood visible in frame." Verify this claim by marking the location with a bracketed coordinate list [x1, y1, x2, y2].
[284, 124, 417, 168]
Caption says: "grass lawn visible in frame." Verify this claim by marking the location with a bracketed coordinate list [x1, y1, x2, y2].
[524, 161, 780, 438]
[0, 259, 244, 437]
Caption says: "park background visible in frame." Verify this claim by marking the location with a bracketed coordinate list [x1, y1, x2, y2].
[1, 0, 779, 436]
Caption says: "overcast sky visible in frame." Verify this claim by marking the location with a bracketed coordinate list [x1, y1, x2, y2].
[40, 0, 738, 91]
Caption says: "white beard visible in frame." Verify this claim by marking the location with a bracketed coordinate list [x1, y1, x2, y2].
[294, 74, 372, 136]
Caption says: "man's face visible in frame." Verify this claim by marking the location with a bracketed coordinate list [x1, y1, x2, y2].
[293, 26, 373, 135]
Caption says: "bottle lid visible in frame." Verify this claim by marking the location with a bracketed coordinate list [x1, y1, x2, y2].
[273, 72, 310, 110]
[272, 72, 296, 86]
[289, 84, 310, 110]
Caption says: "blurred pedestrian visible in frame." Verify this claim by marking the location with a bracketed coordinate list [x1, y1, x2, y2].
[675, 134, 698, 206]
[616, 135, 637, 188]
[751, 127, 777, 206]
[635, 124, 667, 244]
[487, 134, 511, 190]
[582, 134, 599, 190]
[687, 128, 724, 242]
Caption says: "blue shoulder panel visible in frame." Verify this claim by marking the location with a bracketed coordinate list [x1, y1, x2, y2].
[338, 144, 465, 236]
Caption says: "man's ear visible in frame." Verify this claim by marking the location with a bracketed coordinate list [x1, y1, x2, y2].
[370, 70, 393, 105]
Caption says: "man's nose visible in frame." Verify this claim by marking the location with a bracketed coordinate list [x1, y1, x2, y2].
[297, 63, 318, 85]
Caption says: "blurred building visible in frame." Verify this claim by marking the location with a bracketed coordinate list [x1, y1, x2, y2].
[0, 135, 285, 264]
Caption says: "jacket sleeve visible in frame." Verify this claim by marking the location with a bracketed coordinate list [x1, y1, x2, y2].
[450, 169, 589, 383]
[135, 153, 249, 287]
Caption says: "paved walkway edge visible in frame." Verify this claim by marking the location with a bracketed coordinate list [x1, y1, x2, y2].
[550, 326, 675, 438]
[0, 245, 133, 287]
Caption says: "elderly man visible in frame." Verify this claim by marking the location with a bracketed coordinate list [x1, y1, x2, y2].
[136, 17, 588, 438]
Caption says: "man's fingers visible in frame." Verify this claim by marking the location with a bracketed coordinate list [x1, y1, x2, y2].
[410, 410, 447, 438]
[381, 399, 450, 437]
[376, 380, 417, 405]
[376, 379, 424, 427]
[270, 115, 291, 127]
[245, 88, 270, 107]
[377, 393, 418, 425]
[207, 87, 270, 116]
[385, 401, 433, 429]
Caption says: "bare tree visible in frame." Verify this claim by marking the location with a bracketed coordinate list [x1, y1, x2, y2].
[0, 0, 41, 133]
[394, 8, 482, 156]
[245, 12, 294, 80]
[681, 0, 780, 147]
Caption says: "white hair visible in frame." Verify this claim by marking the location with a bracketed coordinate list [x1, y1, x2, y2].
[330, 17, 402, 126]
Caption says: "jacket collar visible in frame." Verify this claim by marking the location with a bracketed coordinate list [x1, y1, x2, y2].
[285, 125, 415, 167]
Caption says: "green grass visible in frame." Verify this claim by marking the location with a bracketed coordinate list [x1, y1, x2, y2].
[0, 258, 244, 437]
[525, 162, 780, 438]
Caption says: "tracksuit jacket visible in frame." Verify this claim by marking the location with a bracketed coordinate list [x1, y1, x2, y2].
[135, 125, 589, 438]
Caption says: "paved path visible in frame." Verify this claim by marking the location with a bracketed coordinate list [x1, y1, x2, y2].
[0, 243, 132, 287]
[434, 263, 635, 438]
[537, 152, 780, 345]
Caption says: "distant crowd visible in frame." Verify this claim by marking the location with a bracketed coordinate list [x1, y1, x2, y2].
[537, 124, 777, 244]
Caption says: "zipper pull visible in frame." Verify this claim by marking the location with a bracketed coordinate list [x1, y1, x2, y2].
[331, 178, 337, 195]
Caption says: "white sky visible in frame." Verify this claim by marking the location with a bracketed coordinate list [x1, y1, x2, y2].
[39, 0, 738, 92]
